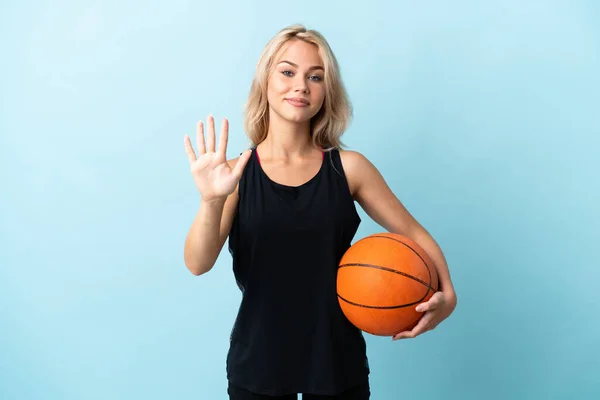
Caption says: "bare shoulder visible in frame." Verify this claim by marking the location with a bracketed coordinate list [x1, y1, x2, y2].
[338, 149, 371, 170]
[338, 149, 378, 197]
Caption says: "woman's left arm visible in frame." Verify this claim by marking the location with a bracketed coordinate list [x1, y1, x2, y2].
[340, 150, 458, 340]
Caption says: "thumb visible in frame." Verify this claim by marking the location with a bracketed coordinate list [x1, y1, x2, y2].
[232, 149, 252, 178]
[415, 302, 428, 312]
[416, 292, 443, 312]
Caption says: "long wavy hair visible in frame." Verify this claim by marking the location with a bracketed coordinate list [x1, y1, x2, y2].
[243, 24, 352, 150]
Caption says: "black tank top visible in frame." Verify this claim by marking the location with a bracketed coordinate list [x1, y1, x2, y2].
[226, 147, 370, 396]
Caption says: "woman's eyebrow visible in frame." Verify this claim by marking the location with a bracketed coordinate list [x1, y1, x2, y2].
[278, 60, 324, 71]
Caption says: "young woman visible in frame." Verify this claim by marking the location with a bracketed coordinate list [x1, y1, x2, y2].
[183, 24, 457, 400]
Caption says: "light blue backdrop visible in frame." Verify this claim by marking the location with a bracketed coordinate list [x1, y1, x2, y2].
[1, 1, 599, 399]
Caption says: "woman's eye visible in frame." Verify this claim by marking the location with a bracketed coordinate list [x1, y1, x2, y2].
[281, 70, 322, 82]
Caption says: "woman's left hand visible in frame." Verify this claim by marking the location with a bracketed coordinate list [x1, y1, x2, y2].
[392, 291, 457, 340]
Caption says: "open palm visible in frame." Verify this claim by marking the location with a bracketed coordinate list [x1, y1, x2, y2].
[184, 115, 251, 202]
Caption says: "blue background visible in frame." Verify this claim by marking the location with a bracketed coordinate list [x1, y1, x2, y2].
[1, 0, 599, 399]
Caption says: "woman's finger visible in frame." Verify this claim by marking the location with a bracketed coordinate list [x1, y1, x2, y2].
[184, 134, 197, 164]
[232, 149, 252, 179]
[206, 114, 216, 153]
[393, 313, 433, 340]
[416, 292, 443, 313]
[218, 118, 229, 158]
[196, 120, 206, 154]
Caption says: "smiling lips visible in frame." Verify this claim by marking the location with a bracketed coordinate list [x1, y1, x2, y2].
[286, 98, 310, 107]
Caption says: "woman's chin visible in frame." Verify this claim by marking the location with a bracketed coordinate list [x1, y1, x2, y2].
[283, 109, 317, 124]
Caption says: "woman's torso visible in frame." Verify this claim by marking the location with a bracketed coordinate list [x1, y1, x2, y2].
[226, 147, 370, 396]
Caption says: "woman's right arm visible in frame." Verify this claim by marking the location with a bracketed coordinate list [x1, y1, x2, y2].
[183, 159, 240, 276]
[182, 116, 251, 276]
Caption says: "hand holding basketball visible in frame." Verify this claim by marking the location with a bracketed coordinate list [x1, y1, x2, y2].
[336, 232, 457, 339]
[392, 290, 457, 340]
[337, 233, 440, 337]
[184, 115, 251, 202]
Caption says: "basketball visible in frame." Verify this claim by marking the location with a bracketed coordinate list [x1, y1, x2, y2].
[337, 232, 439, 336]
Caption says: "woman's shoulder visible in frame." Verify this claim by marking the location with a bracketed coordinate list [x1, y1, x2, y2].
[337, 148, 373, 173]
[336, 148, 379, 197]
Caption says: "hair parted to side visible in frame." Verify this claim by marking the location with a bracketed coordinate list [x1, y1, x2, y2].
[243, 24, 352, 150]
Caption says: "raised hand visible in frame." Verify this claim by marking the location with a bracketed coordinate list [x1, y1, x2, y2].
[184, 115, 251, 203]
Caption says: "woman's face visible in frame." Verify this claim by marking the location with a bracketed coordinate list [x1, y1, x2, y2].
[267, 39, 326, 124]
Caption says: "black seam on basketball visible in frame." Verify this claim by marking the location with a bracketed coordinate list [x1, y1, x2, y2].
[338, 263, 435, 292]
[350, 235, 439, 292]
[337, 294, 423, 309]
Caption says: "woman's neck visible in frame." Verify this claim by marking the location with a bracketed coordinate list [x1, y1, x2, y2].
[259, 111, 316, 160]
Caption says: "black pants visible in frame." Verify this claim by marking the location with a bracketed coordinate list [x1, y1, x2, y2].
[227, 381, 370, 400]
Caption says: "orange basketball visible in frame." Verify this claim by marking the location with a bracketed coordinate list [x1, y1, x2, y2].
[337, 232, 439, 336]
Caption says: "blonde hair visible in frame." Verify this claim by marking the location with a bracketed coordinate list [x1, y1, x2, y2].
[243, 24, 352, 150]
